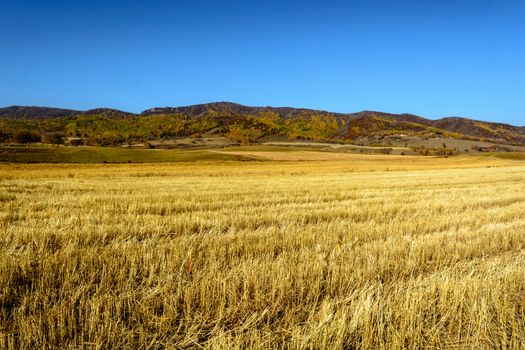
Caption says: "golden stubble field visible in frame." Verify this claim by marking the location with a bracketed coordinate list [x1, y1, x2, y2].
[1, 154, 525, 349]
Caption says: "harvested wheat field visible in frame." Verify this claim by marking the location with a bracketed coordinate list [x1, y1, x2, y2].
[2, 155, 525, 349]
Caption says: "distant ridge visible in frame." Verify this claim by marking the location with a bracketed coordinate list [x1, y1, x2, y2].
[140, 101, 347, 119]
[0, 106, 80, 119]
[81, 108, 135, 118]
[0, 102, 523, 144]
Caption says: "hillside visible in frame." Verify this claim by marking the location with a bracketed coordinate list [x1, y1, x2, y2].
[0, 106, 80, 119]
[0, 102, 523, 146]
[141, 102, 346, 119]
[81, 108, 135, 118]
[428, 117, 525, 144]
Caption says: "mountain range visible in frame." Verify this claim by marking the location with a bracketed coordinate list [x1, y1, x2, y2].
[1, 102, 524, 145]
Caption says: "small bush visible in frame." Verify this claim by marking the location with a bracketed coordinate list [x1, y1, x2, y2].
[42, 133, 65, 146]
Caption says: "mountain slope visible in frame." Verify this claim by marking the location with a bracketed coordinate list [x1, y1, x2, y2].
[140, 103, 525, 144]
[81, 108, 135, 118]
[0, 106, 81, 119]
[427, 117, 525, 144]
[0, 102, 523, 145]
[141, 101, 345, 119]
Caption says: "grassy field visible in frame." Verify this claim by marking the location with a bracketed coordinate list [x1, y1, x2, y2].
[1, 153, 525, 349]
[0, 146, 256, 163]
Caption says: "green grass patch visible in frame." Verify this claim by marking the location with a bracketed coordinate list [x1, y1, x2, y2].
[0, 146, 257, 163]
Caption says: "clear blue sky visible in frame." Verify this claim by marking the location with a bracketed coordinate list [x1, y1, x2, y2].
[1, 0, 524, 124]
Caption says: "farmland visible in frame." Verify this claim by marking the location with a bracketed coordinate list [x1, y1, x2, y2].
[1, 151, 525, 349]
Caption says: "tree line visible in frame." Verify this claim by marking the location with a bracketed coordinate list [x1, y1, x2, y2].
[0, 112, 345, 146]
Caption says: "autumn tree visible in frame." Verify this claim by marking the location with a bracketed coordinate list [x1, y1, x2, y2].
[42, 132, 65, 146]
[227, 126, 264, 145]
[13, 130, 41, 144]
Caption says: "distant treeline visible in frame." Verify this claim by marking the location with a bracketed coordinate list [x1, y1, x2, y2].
[0, 111, 344, 146]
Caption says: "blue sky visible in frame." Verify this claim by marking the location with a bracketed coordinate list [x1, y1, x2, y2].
[1, 0, 524, 124]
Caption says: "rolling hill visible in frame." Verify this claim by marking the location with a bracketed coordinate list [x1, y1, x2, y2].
[0, 106, 80, 119]
[0, 102, 523, 145]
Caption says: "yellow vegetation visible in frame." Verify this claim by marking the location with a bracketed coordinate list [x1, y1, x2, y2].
[1, 156, 525, 348]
